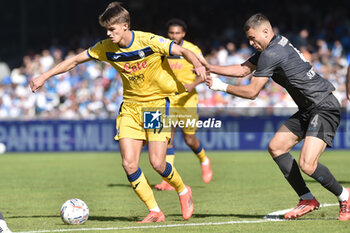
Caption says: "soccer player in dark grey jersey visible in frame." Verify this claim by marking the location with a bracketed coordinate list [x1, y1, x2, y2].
[203, 13, 350, 221]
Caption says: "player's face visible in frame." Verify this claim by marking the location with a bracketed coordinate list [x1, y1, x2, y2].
[246, 26, 269, 52]
[106, 23, 129, 44]
[168, 26, 186, 45]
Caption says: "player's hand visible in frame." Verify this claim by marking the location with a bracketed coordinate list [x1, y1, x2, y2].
[195, 54, 211, 72]
[184, 83, 194, 93]
[194, 65, 206, 82]
[205, 75, 213, 87]
[30, 75, 47, 93]
[206, 76, 228, 92]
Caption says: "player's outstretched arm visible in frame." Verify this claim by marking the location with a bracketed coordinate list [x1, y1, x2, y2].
[184, 77, 205, 93]
[171, 43, 206, 81]
[206, 75, 269, 100]
[346, 66, 350, 100]
[30, 50, 92, 93]
[208, 60, 256, 78]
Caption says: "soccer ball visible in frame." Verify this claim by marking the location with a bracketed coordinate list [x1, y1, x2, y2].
[0, 143, 6, 154]
[60, 198, 89, 225]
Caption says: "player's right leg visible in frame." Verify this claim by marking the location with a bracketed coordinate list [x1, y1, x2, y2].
[268, 124, 319, 219]
[0, 211, 12, 233]
[116, 102, 164, 223]
[119, 138, 164, 223]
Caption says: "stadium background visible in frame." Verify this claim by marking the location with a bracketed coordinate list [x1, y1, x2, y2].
[1, 0, 350, 151]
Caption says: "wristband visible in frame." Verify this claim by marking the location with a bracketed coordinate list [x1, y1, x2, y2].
[210, 77, 228, 92]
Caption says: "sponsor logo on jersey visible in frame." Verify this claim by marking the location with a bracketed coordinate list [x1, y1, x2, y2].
[128, 74, 145, 85]
[123, 61, 148, 73]
[169, 61, 183, 70]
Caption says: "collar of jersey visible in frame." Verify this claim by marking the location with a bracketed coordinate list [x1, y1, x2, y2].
[266, 34, 277, 49]
[120, 31, 135, 49]
[174, 40, 184, 46]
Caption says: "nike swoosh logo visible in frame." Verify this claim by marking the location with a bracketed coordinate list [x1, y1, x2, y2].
[150, 36, 155, 40]
[169, 172, 174, 180]
[133, 182, 140, 190]
[188, 198, 193, 208]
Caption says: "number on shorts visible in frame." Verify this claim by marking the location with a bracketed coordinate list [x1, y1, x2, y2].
[310, 114, 319, 128]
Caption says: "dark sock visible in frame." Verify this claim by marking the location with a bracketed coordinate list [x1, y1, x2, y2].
[273, 152, 311, 197]
[0, 211, 4, 220]
[310, 163, 343, 196]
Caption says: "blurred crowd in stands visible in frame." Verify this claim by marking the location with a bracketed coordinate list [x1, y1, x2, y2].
[0, 27, 349, 119]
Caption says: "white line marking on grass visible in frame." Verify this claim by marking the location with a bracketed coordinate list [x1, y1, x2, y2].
[14, 203, 339, 233]
[15, 220, 268, 233]
[264, 203, 338, 221]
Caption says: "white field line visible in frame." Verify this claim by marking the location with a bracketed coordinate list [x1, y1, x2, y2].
[263, 203, 338, 221]
[14, 203, 338, 233]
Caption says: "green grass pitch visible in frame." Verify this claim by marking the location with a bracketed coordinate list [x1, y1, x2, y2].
[0, 150, 349, 232]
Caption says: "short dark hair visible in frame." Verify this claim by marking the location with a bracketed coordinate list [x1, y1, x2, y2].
[99, 2, 130, 28]
[243, 13, 270, 31]
[167, 18, 187, 32]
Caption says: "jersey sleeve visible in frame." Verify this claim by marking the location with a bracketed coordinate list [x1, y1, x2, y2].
[193, 46, 204, 59]
[253, 50, 281, 77]
[148, 34, 174, 56]
[87, 40, 106, 61]
[248, 52, 260, 66]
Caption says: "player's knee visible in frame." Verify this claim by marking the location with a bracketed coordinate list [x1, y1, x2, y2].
[268, 141, 285, 157]
[299, 159, 316, 175]
[122, 159, 138, 174]
[149, 158, 166, 173]
[184, 134, 196, 147]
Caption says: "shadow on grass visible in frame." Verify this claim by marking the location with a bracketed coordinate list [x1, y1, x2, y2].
[8, 215, 58, 219]
[107, 184, 206, 189]
[305, 180, 350, 185]
[107, 183, 130, 188]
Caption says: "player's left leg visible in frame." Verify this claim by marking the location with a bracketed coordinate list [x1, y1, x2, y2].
[0, 211, 12, 233]
[183, 133, 213, 183]
[299, 100, 349, 220]
[300, 136, 350, 220]
[149, 140, 194, 220]
[155, 127, 175, 191]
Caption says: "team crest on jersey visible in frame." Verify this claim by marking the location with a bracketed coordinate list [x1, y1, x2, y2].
[138, 50, 145, 58]
[159, 37, 166, 44]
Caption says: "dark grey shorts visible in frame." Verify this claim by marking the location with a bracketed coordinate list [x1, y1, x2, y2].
[284, 94, 341, 147]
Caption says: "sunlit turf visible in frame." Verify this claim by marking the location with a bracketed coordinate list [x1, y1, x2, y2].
[0, 150, 349, 232]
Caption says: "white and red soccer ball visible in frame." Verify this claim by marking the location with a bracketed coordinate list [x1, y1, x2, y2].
[60, 198, 89, 225]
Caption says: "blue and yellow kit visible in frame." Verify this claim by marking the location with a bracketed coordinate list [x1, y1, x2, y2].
[88, 30, 186, 141]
